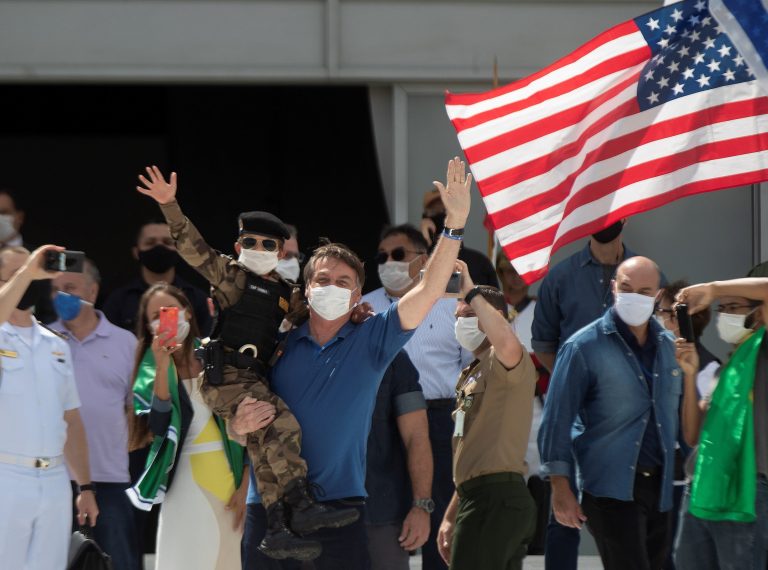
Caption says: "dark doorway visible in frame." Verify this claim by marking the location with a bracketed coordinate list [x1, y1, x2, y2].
[0, 84, 389, 302]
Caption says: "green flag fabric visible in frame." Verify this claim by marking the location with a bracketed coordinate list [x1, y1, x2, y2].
[126, 344, 244, 511]
[689, 327, 765, 522]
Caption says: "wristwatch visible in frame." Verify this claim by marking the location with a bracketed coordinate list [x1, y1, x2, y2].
[78, 483, 97, 494]
[464, 285, 484, 306]
[442, 227, 465, 240]
[413, 498, 435, 513]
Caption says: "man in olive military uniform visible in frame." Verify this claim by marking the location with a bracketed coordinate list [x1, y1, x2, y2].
[436, 265, 538, 570]
[136, 166, 358, 561]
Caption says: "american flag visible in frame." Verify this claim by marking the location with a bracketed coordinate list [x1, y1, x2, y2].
[446, 0, 768, 284]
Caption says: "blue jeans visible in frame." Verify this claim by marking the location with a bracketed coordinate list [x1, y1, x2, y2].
[243, 500, 370, 570]
[674, 477, 768, 570]
[422, 405, 455, 570]
[71, 481, 138, 570]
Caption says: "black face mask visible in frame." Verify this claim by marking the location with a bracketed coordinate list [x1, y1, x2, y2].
[591, 221, 624, 244]
[18, 280, 51, 311]
[138, 245, 179, 274]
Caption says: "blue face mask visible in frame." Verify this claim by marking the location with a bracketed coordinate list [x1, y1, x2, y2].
[53, 292, 84, 321]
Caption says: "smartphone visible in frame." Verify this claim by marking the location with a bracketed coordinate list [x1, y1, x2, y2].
[675, 303, 695, 343]
[419, 269, 463, 298]
[158, 307, 179, 346]
[44, 250, 85, 273]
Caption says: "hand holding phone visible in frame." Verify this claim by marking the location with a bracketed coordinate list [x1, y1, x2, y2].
[419, 269, 463, 298]
[44, 250, 85, 273]
[157, 307, 179, 347]
[675, 303, 695, 343]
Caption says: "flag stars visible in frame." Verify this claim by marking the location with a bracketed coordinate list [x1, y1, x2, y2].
[734, 54, 746, 67]
[646, 17, 660, 31]
[694, 0, 706, 11]
[696, 74, 711, 87]
[677, 45, 690, 57]
[658, 76, 670, 88]
[693, 52, 705, 64]
[703, 37, 717, 50]
[682, 67, 695, 79]
[718, 44, 732, 58]
[701, 16, 712, 26]
[658, 37, 671, 48]
[647, 91, 660, 104]
[723, 69, 736, 81]
[667, 60, 680, 73]
[664, 24, 677, 36]
[690, 30, 701, 42]
[706, 59, 721, 72]
[644, 69, 655, 81]
[714, 24, 724, 35]
[688, 14, 701, 26]
[672, 82, 686, 95]
[670, 8, 684, 22]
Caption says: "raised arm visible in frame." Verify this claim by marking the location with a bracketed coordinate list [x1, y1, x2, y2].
[136, 166, 229, 286]
[458, 260, 524, 369]
[0, 245, 61, 324]
[397, 157, 471, 330]
[677, 278, 768, 314]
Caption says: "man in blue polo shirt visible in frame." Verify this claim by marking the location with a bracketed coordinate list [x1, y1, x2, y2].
[234, 157, 473, 569]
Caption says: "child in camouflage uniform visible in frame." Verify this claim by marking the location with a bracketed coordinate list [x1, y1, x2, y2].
[137, 166, 358, 561]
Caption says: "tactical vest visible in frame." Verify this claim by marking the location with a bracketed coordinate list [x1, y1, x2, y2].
[214, 272, 290, 364]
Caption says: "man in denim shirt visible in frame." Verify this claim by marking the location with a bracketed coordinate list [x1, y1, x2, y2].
[538, 256, 696, 570]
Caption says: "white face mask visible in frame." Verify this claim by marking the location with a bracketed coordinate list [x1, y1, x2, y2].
[308, 285, 354, 321]
[378, 261, 414, 293]
[614, 292, 656, 327]
[0, 214, 15, 242]
[276, 257, 301, 282]
[716, 312, 754, 345]
[455, 317, 487, 352]
[150, 311, 191, 343]
[238, 249, 279, 275]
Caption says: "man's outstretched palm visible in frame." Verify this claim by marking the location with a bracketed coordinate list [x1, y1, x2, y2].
[137, 165, 177, 205]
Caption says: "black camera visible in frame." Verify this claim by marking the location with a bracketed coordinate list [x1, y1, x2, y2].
[44, 250, 85, 273]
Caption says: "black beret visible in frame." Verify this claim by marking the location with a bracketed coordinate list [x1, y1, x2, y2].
[238, 211, 290, 240]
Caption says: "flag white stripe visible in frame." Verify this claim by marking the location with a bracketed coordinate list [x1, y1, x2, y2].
[481, 81, 764, 212]
[456, 67, 639, 150]
[446, 31, 647, 120]
[469, 79, 639, 185]
[502, 149, 768, 275]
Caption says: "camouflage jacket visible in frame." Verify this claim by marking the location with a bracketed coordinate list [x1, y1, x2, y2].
[159, 200, 306, 323]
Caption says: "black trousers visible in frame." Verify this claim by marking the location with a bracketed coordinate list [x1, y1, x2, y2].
[582, 472, 672, 570]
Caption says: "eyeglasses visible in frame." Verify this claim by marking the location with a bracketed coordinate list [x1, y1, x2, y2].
[239, 237, 279, 252]
[375, 247, 426, 265]
[284, 251, 306, 263]
[716, 303, 760, 314]
[655, 308, 677, 321]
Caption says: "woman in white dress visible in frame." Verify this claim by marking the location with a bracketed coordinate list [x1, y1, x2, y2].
[127, 283, 274, 569]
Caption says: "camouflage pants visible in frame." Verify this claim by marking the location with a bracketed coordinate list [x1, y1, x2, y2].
[199, 365, 307, 507]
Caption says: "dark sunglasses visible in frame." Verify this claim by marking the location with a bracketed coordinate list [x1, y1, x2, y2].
[239, 237, 279, 252]
[375, 247, 425, 265]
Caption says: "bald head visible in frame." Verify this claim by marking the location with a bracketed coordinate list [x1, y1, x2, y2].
[613, 256, 661, 298]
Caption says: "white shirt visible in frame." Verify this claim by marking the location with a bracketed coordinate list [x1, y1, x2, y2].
[0, 321, 80, 457]
[363, 288, 473, 400]
[511, 299, 536, 353]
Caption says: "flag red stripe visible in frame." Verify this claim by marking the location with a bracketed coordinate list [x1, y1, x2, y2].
[515, 168, 768, 283]
[479, 98, 638, 196]
[451, 47, 649, 133]
[486, 97, 768, 221]
[507, 162, 768, 267]
[463, 73, 640, 165]
[445, 21, 639, 107]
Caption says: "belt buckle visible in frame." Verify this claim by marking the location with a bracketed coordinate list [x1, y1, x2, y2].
[35, 457, 51, 469]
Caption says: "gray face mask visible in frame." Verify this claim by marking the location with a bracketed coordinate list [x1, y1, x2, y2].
[0, 214, 16, 242]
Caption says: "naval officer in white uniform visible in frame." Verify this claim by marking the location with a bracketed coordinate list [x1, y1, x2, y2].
[0, 245, 99, 569]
